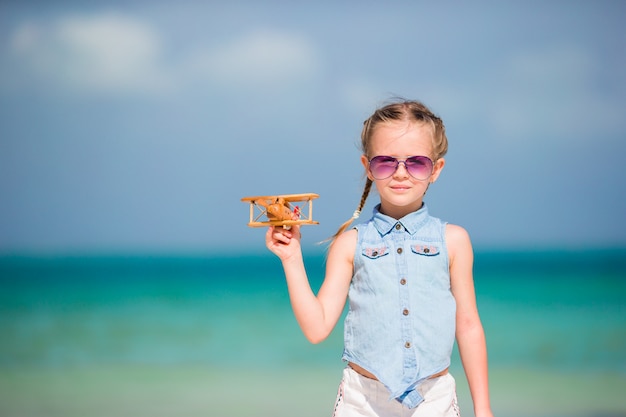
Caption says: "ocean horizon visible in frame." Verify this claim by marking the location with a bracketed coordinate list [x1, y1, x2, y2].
[1, 248, 625, 417]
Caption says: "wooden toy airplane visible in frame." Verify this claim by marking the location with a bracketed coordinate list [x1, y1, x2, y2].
[241, 193, 319, 228]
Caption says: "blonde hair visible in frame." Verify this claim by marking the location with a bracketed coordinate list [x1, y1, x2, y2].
[327, 99, 448, 243]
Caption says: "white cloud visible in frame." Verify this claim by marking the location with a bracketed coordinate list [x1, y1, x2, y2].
[9, 13, 171, 94]
[185, 30, 321, 88]
[7, 15, 322, 96]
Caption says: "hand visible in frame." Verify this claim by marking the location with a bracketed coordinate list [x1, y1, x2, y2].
[265, 225, 302, 261]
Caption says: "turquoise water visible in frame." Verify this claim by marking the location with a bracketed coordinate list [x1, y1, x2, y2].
[1, 250, 625, 416]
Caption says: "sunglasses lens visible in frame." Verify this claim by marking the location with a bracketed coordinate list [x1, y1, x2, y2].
[369, 156, 398, 179]
[405, 156, 433, 180]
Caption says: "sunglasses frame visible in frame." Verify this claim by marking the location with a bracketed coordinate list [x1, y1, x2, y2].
[368, 155, 434, 180]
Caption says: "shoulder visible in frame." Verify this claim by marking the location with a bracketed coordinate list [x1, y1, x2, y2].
[328, 228, 357, 263]
[445, 223, 470, 244]
[333, 227, 358, 252]
[325, 228, 357, 282]
[445, 224, 473, 264]
[445, 225, 475, 298]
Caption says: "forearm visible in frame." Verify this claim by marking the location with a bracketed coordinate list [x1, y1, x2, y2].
[457, 321, 493, 416]
[281, 254, 330, 344]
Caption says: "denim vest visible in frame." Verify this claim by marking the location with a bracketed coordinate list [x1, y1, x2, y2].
[342, 204, 456, 409]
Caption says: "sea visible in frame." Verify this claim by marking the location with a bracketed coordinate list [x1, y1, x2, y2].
[0, 249, 625, 417]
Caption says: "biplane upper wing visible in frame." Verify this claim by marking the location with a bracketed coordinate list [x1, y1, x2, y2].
[240, 193, 319, 203]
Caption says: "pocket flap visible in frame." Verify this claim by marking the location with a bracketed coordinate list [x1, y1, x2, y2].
[411, 244, 440, 256]
[362, 246, 388, 259]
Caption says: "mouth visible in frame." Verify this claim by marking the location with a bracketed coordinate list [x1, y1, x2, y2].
[390, 185, 411, 192]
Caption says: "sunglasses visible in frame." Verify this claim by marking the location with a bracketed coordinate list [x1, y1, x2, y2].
[368, 155, 434, 180]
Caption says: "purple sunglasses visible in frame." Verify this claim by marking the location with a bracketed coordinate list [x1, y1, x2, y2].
[368, 155, 434, 180]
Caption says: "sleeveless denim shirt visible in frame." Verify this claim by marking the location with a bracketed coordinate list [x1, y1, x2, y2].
[342, 204, 456, 409]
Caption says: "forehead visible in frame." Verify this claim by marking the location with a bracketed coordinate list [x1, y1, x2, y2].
[369, 120, 435, 156]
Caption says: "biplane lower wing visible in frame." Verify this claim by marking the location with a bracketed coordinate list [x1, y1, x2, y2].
[241, 193, 319, 228]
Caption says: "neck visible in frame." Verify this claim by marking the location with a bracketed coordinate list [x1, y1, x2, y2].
[379, 200, 424, 220]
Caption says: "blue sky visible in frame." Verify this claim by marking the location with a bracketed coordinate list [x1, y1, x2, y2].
[1, 1, 625, 254]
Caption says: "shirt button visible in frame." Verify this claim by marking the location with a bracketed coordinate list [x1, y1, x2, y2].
[395, 224, 401, 230]
[405, 341, 411, 349]
[397, 248, 403, 254]
[400, 278, 407, 285]
[403, 309, 409, 316]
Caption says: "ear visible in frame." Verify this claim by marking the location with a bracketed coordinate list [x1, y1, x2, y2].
[361, 154, 373, 180]
[429, 157, 445, 183]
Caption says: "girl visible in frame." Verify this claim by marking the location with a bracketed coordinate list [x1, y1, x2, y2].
[265, 100, 493, 417]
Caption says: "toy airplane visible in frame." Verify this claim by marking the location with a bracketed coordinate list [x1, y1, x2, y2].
[241, 193, 319, 228]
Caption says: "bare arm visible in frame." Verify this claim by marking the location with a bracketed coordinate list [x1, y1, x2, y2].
[447, 224, 494, 417]
[266, 225, 355, 344]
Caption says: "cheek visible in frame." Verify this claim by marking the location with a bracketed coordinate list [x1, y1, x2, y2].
[371, 177, 392, 191]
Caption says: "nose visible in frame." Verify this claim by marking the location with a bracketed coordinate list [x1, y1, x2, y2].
[393, 161, 410, 178]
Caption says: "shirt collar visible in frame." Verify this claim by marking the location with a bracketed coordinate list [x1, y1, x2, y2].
[371, 203, 430, 236]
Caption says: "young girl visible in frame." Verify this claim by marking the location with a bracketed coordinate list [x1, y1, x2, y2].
[265, 100, 493, 417]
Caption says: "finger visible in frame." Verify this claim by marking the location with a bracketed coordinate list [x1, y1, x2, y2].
[273, 231, 293, 243]
[269, 227, 293, 244]
[266, 226, 285, 246]
[291, 225, 301, 240]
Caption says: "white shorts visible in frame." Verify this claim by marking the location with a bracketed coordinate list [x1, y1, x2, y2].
[332, 367, 460, 417]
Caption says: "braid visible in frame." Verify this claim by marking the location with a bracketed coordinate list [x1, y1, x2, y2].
[323, 178, 372, 245]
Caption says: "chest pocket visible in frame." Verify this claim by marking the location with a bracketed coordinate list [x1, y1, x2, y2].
[361, 246, 389, 259]
[411, 244, 440, 256]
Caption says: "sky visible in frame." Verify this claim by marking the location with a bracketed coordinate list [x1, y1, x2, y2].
[1, 1, 625, 254]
